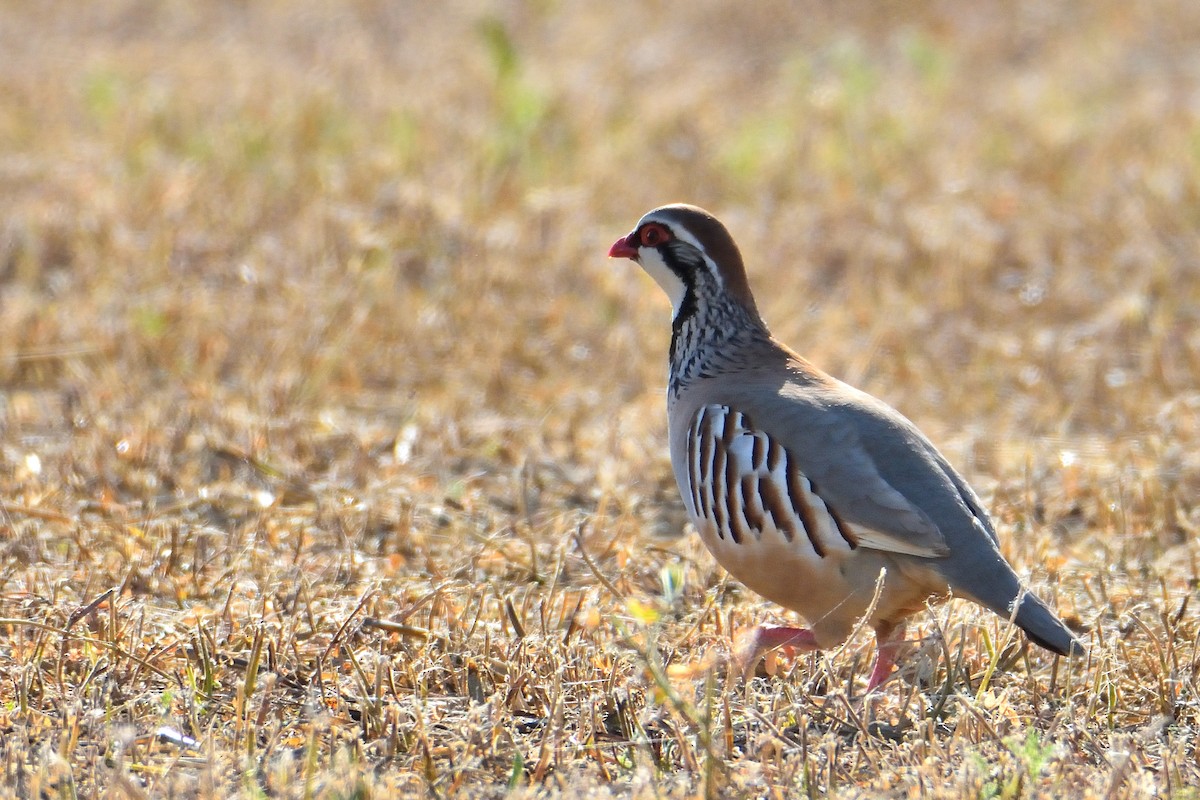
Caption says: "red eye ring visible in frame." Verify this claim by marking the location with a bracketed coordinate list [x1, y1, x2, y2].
[638, 222, 672, 248]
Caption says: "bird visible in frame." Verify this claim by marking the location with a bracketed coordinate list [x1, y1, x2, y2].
[608, 203, 1084, 692]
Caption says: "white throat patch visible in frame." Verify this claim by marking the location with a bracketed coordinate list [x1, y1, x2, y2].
[637, 247, 687, 317]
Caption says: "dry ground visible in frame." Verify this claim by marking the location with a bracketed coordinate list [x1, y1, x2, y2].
[2, 1, 1199, 797]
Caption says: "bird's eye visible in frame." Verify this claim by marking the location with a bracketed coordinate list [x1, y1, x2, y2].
[639, 223, 671, 248]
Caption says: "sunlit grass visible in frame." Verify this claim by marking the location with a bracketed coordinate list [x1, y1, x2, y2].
[1, 1, 1199, 797]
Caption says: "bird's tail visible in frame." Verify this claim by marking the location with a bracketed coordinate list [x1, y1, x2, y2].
[1009, 589, 1085, 657]
[940, 536, 1085, 657]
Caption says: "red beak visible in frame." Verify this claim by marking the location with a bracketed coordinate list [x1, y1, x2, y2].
[608, 235, 639, 260]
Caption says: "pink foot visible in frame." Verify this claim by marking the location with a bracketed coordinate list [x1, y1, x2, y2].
[865, 621, 908, 693]
[735, 624, 820, 679]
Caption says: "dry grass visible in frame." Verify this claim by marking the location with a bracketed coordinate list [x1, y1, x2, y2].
[2, 1, 1199, 797]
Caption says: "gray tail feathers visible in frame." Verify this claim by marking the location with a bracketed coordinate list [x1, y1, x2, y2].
[1010, 590, 1085, 657]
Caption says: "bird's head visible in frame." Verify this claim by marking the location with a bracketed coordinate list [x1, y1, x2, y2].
[608, 204, 759, 321]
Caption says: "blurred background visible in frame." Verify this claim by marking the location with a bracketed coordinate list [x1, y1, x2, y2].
[2, 1, 1200, 794]
[5, 3, 1200, 467]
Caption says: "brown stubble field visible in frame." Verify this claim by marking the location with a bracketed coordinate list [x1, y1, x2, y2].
[2, 1, 1199, 797]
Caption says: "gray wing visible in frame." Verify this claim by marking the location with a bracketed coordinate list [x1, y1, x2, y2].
[730, 378, 966, 559]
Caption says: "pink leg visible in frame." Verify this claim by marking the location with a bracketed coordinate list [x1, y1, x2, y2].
[735, 624, 821, 678]
[865, 621, 908, 693]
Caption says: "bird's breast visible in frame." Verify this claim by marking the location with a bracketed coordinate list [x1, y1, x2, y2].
[679, 404, 866, 611]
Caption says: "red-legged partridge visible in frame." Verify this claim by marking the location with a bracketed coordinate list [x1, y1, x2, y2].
[609, 204, 1083, 691]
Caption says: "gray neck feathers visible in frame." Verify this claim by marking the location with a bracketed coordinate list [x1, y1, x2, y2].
[668, 288, 768, 397]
